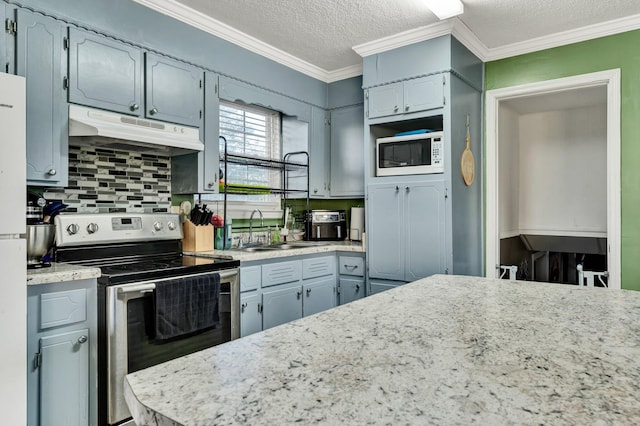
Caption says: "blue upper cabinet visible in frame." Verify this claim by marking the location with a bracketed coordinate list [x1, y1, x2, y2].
[68, 28, 143, 116]
[366, 75, 444, 119]
[145, 52, 203, 127]
[171, 72, 219, 194]
[367, 82, 403, 119]
[15, 9, 69, 186]
[329, 105, 365, 197]
[68, 30, 203, 128]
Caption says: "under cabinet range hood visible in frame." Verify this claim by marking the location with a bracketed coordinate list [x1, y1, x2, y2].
[68, 104, 203, 156]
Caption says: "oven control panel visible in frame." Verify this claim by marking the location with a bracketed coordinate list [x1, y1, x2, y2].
[111, 217, 143, 231]
[55, 213, 183, 246]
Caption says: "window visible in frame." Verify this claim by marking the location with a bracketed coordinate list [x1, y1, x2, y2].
[199, 101, 282, 216]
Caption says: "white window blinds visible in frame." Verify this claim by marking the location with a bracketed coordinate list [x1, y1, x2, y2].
[218, 101, 281, 202]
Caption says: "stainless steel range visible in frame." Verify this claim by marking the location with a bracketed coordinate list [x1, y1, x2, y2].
[54, 213, 240, 426]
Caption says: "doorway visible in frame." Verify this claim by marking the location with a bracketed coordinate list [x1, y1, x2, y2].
[485, 69, 621, 289]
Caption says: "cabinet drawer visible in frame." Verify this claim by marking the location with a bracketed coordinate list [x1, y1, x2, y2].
[302, 255, 336, 280]
[240, 265, 261, 292]
[338, 256, 364, 277]
[369, 279, 406, 296]
[40, 288, 87, 329]
[261, 260, 302, 288]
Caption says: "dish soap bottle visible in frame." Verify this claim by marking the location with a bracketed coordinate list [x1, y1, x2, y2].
[272, 226, 281, 244]
[214, 228, 223, 250]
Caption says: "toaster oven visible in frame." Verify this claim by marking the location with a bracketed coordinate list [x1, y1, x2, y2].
[304, 210, 347, 241]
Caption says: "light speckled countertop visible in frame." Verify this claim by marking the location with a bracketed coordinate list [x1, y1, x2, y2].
[185, 240, 364, 263]
[124, 274, 640, 425]
[25, 242, 362, 286]
[26, 262, 101, 285]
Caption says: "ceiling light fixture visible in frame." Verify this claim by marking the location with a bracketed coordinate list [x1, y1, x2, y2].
[424, 0, 464, 20]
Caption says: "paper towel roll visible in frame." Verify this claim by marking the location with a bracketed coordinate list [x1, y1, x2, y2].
[350, 207, 365, 241]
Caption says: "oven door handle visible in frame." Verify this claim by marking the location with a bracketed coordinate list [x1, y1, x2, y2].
[218, 270, 238, 280]
[117, 283, 156, 294]
[115, 270, 237, 295]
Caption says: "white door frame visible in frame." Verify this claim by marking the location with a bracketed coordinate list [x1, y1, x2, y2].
[485, 69, 621, 289]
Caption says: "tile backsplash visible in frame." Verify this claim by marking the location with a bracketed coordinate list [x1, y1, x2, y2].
[42, 145, 172, 213]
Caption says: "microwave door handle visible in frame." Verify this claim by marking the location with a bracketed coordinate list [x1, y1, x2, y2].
[316, 225, 321, 238]
[336, 225, 341, 239]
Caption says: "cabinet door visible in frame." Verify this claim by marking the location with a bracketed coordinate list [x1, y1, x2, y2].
[367, 183, 404, 281]
[330, 105, 364, 197]
[202, 72, 220, 191]
[404, 181, 447, 281]
[303, 277, 336, 317]
[282, 116, 309, 197]
[338, 277, 364, 305]
[367, 82, 403, 119]
[240, 292, 262, 337]
[16, 9, 68, 186]
[39, 329, 89, 426]
[170, 73, 219, 194]
[262, 285, 302, 330]
[403, 75, 444, 114]
[145, 52, 203, 127]
[309, 106, 330, 197]
[68, 28, 143, 116]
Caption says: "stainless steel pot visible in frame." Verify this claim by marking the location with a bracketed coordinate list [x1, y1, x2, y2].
[26, 224, 55, 264]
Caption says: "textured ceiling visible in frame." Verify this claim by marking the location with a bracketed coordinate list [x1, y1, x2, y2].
[173, 0, 640, 72]
[176, 0, 439, 71]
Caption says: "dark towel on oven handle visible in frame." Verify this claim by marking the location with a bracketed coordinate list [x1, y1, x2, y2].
[154, 273, 221, 341]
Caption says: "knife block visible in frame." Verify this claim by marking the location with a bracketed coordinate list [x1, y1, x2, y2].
[182, 220, 214, 252]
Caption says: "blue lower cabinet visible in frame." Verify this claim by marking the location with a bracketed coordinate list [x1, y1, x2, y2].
[302, 276, 336, 317]
[240, 292, 262, 337]
[27, 279, 97, 426]
[40, 329, 90, 426]
[242, 253, 363, 333]
[338, 277, 365, 305]
[262, 284, 303, 329]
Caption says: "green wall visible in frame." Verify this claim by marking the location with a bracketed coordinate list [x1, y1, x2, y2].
[485, 30, 640, 290]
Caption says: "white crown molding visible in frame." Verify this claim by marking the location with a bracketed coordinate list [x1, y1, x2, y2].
[352, 12, 640, 65]
[133, 0, 640, 83]
[450, 19, 490, 62]
[352, 18, 491, 62]
[484, 12, 640, 61]
[131, 0, 334, 82]
[325, 64, 363, 83]
[352, 20, 455, 58]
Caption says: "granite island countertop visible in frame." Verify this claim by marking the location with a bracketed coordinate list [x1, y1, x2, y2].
[124, 275, 640, 425]
[27, 262, 102, 285]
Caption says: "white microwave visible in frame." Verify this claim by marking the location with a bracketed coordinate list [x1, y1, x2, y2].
[376, 131, 444, 176]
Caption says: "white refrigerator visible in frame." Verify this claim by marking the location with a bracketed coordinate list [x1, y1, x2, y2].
[0, 73, 27, 424]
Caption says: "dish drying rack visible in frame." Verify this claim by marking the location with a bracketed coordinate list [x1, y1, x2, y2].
[220, 137, 310, 248]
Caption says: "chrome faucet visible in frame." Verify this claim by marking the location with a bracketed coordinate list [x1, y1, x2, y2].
[248, 209, 264, 244]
